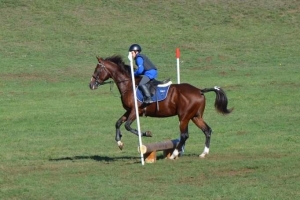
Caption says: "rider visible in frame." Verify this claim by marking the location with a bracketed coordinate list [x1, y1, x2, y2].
[128, 44, 157, 104]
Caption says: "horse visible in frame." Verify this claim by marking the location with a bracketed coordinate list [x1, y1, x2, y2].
[89, 55, 233, 159]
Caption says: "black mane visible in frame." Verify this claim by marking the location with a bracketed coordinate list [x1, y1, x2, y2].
[104, 55, 131, 75]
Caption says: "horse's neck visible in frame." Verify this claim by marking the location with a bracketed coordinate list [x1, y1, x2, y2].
[112, 73, 133, 94]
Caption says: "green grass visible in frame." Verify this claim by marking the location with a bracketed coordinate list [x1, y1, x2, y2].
[1, 0, 300, 199]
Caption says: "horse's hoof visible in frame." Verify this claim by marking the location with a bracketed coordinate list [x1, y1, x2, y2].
[169, 149, 179, 160]
[117, 141, 124, 150]
[199, 153, 206, 158]
[168, 156, 178, 160]
[145, 131, 152, 137]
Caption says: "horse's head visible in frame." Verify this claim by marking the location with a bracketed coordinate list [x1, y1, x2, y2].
[89, 57, 111, 90]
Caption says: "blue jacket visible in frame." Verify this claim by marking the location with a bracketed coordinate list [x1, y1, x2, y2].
[134, 53, 157, 79]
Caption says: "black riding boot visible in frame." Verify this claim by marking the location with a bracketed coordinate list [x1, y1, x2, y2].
[138, 85, 153, 104]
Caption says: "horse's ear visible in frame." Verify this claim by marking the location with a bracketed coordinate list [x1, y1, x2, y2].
[96, 56, 103, 62]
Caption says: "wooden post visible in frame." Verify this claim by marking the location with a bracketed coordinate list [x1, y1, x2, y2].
[138, 139, 180, 163]
[139, 139, 179, 154]
[144, 151, 156, 163]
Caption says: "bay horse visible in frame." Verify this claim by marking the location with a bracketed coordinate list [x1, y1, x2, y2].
[89, 55, 232, 159]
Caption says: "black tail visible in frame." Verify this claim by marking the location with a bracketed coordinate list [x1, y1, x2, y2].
[201, 86, 233, 115]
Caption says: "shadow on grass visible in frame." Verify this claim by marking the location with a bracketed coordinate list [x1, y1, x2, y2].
[49, 155, 141, 163]
[49, 153, 200, 163]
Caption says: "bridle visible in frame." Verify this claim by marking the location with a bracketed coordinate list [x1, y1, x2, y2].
[91, 62, 109, 86]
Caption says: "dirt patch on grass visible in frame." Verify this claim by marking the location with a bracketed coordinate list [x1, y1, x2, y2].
[213, 167, 256, 178]
[178, 174, 208, 186]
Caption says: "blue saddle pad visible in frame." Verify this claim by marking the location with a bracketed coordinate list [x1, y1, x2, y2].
[136, 84, 171, 103]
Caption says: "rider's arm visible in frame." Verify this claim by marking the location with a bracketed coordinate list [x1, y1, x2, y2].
[134, 56, 145, 76]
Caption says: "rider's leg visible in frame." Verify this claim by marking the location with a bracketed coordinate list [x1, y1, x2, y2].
[138, 76, 152, 104]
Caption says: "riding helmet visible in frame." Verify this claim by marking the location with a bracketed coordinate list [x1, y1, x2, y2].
[128, 44, 142, 52]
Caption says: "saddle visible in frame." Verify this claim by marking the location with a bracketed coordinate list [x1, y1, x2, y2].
[147, 78, 171, 96]
[136, 79, 172, 103]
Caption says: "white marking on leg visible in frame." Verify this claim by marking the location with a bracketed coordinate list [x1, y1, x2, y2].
[169, 149, 179, 160]
[178, 136, 185, 156]
[117, 141, 123, 147]
[199, 146, 209, 158]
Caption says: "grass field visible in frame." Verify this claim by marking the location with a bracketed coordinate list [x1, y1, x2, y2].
[1, 0, 300, 199]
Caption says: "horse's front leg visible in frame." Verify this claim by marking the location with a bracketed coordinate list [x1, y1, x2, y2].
[115, 112, 130, 150]
[124, 111, 152, 137]
[124, 120, 152, 137]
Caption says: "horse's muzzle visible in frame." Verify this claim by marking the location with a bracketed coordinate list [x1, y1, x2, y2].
[89, 82, 99, 90]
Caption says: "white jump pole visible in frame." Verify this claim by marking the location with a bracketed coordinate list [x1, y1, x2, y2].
[129, 52, 145, 165]
[176, 48, 184, 155]
[176, 48, 180, 84]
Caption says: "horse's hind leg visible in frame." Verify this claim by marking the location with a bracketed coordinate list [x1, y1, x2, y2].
[170, 119, 189, 159]
[192, 116, 212, 158]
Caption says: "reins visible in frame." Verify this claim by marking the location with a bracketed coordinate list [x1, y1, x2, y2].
[95, 62, 131, 97]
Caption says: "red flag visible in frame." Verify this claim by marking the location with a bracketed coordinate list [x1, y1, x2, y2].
[176, 48, 180, 58]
